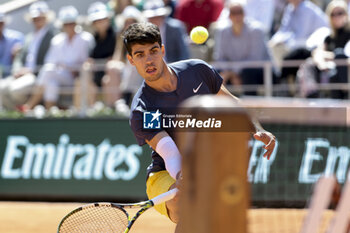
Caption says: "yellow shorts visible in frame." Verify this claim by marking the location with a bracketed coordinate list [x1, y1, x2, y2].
[146, 170, 176, 219]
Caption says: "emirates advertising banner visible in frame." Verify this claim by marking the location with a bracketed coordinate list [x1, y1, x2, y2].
[0, 118, 349, 205]
[249, 124, 350, 206]
[0, 119, 152, 201]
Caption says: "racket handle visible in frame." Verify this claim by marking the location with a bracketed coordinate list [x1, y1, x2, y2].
[151, 188, 178, 206]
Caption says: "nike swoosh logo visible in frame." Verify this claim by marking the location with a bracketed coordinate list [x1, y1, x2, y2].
[193, 82, 203, 93]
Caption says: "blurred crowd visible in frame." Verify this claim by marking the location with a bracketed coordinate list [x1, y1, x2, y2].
[0, 0, 349, 114]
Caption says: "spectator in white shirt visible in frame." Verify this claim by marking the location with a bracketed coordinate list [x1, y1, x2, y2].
[23, 5, 94, 110]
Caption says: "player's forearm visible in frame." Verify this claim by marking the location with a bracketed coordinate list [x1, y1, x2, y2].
[217, 84, 241, 102]
[251, 116, 265, 133]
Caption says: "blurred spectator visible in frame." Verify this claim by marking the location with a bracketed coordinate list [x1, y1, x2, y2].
[175, 0, 224, 33]
[0, 11, 24, 78]
[312, 0, 332, 9]
[107, 0, 138, 31]
[163, 0, 177, 18]
[74, 1, 118, 108]
[108, 0, 134, 15]
[218, 0, 276, 35]
[106, 5, 144, 106]
[22, 6, 94, 110]
[0, 1, 56, 110]
[213, 0, 272, 95]
[270, 0, 328, 82]
[298, 0, 350, 98]
[143, 0, 190, 63]
[270, 0, 288, 35]
[245, 0, 275, 35]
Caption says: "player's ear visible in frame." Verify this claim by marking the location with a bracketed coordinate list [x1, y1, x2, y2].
[127, 54, 135, 65]
[161, 44, 165, 56]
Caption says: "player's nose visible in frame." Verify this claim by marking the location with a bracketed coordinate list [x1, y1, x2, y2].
[145, 53, 154, 62]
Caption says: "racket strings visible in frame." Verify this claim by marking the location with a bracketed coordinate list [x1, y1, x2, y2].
[59, 205, 128, 233]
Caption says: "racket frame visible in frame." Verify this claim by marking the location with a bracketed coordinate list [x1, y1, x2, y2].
[57, 188, 178, 233]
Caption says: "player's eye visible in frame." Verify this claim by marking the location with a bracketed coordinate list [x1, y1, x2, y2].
[135, 53, 144, 58]
[150, 49, 158, 54]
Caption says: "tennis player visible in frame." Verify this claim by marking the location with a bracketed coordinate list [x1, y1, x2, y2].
[123, 22, 276, 232]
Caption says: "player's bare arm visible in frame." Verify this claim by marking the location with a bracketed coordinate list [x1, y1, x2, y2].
[217, 84, 276, 159]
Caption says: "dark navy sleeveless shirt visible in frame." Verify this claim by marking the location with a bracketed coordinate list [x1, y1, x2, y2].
[129, 59, 223, 175]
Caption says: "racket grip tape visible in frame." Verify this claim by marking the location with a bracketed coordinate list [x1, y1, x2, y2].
[151, 188, 178, 206]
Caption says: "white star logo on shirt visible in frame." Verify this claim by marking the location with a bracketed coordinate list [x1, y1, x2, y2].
[151, 110, 162, 122]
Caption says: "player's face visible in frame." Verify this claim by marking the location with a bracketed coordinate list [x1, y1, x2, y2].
[127, 42, 165, 82]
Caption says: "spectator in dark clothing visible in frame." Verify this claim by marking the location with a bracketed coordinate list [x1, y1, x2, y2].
[74, 1, 119, 108]
[89, 3, 116, 88]
[314, 0, 350, 98]
[298, 0, 350, 98]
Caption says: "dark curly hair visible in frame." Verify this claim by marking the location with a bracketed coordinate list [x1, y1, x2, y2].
[122, 22, 162, 55]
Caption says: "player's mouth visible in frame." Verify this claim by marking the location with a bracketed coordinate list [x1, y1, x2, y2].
[146, 67, 157, 74]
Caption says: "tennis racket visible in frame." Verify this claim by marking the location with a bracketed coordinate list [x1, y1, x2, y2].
[57, 188, 178, 233]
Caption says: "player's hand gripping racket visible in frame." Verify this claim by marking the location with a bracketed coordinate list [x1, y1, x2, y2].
[57, 188, 178, 233]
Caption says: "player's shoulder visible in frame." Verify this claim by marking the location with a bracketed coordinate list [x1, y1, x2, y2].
[170, 59, 211, 71]
[170, 59, 214, 77]
[130, 82, 148, 112]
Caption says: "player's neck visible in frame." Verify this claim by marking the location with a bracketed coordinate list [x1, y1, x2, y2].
[147, 65, 177, 92]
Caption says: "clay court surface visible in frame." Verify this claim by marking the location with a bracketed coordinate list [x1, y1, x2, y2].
[0, 202, 335, 233]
